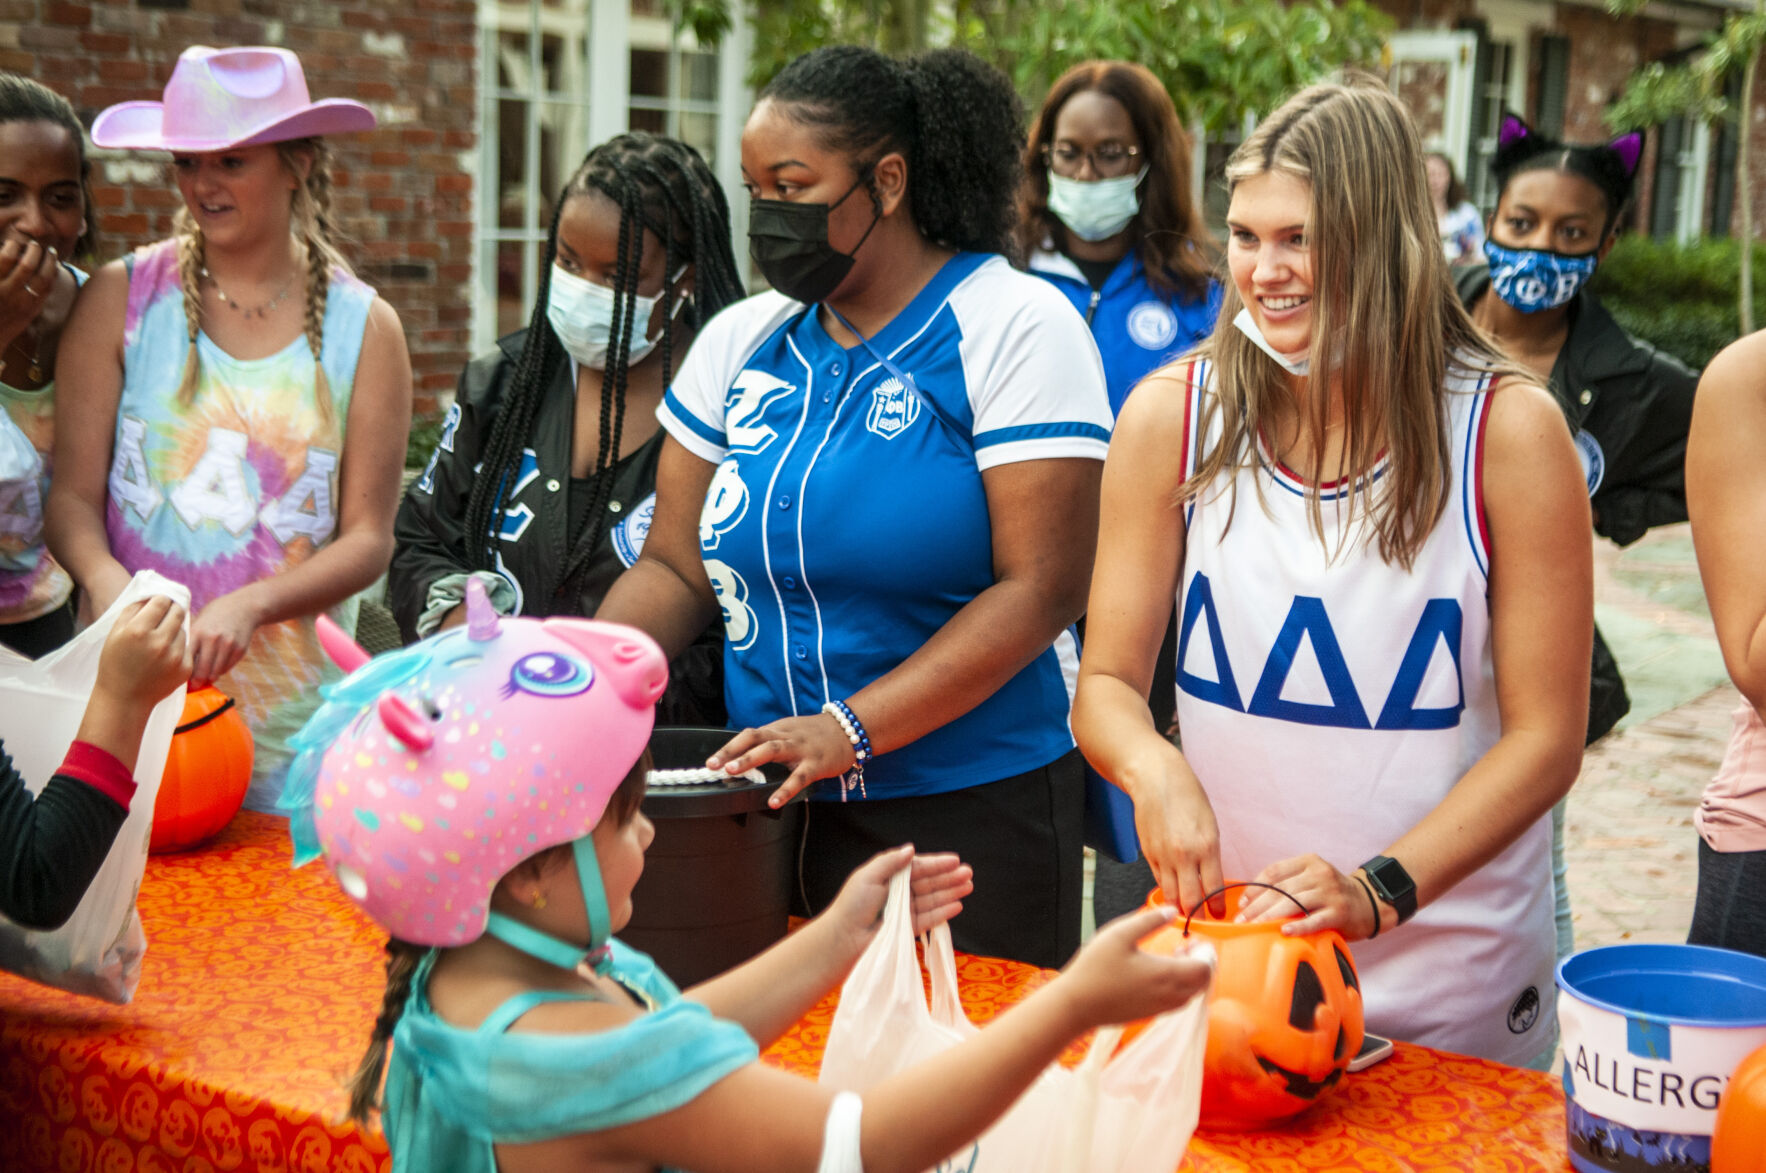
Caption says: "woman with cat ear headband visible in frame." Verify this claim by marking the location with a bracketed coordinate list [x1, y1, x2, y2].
[1457, 114, 1700, 961]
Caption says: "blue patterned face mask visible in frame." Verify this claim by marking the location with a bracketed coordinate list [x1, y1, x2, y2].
[1483, 239, 1598, 313]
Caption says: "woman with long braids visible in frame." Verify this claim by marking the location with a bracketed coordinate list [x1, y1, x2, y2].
[599, 46, 1111, 968]
[0, 73, 95, 657]
[46, 47, 413, 810]
[390, 132, 741, 724]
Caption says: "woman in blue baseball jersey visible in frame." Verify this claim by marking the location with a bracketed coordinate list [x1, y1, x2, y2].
[1018, 60, 1219, 420]
[600, 46, 1112, 968]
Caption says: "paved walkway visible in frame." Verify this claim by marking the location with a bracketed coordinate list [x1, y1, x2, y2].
[1567, 524, 1732, 950]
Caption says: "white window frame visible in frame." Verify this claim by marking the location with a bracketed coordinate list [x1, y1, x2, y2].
[471, 1, 751, 357]
[1385, 29, 1479, 175]
[1676, 118, 1711, 245]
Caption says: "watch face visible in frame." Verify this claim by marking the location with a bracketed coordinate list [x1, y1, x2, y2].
[1364, 856, 1417, 922]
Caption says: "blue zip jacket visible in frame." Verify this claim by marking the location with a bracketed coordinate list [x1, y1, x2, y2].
[1029, 248, 1221, 417]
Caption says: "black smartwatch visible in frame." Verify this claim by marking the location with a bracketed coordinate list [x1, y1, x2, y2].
[1359, 855, 1418, 926]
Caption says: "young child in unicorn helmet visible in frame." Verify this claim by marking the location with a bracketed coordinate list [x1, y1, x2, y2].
[284, 579, 1211, 1173]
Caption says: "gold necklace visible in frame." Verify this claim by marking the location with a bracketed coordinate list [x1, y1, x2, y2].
[201, 266, 295, 320]
[5, 330, 44, 383]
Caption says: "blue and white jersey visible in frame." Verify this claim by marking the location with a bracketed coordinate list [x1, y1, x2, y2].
[659, 252, 1112, 799]
[1171, 358, 1557, 1066]
[1027, 248, 1221, 417]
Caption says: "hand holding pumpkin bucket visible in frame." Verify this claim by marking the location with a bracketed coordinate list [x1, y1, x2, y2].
[1132, 881, 1366, 1131]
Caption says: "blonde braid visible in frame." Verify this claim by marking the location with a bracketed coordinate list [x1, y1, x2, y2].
[282, 138, 348, 428]
[303, 230, 334, 428]
[172, 208, 205, 408]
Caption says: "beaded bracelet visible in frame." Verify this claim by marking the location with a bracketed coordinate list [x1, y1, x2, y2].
[820, 699, 872, 801]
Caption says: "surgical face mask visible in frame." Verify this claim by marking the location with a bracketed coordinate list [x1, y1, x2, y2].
[748, 171, 879, 304]
[1232, 307, 1310, 375]
[1047, 169, 1145, 243]
[1483, 239, 1598, 313]
[546, 265, 683, 370]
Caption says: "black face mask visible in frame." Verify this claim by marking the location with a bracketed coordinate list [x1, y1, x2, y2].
[749, 169, 880, 305]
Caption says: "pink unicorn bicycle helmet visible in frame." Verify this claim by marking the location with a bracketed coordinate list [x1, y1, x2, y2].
[283, 581, 666, 970]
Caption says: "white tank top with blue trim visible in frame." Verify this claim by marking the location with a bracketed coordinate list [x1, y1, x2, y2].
[1172, 359, 1556, 1065]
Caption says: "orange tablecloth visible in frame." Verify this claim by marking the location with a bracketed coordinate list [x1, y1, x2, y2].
[0, 812, 1573, 1171]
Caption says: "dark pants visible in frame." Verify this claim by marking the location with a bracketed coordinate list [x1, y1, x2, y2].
[793, 749, 1085, 969]
[1689, 838, 1766, 959]
[0, 600, 74, 659]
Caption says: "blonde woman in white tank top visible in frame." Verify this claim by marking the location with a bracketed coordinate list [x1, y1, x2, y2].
[1073, 77, 1593, 1067]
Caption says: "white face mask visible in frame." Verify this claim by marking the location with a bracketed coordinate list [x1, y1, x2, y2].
[545, 265, 684, 370]
[1232, 307, 1310, 376]
[1047, 169, 1145, 243]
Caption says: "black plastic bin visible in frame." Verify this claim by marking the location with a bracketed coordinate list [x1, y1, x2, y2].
[620, 727, 804, 988]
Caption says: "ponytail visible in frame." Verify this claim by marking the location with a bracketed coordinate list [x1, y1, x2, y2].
[760, 46, 1025, 257]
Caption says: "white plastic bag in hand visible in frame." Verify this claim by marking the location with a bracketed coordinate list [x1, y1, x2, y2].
[820, 870, 1208, 1173]
[0, 571, 190, 1002]
[0, 407, 45, 574]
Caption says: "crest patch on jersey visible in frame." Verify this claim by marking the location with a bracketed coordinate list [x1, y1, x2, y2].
[866, 376, 921, 440]
[612, 493, 656, 568]
[1573, 429, 1605, 497]
[1127, 299, 1179, 350]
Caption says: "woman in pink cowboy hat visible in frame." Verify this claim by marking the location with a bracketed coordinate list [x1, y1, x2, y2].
[46, 46, 413, 810]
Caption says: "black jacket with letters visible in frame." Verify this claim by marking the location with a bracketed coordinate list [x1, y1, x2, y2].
[1457, 268, 1699, 742]
[391, 330, 725, 726]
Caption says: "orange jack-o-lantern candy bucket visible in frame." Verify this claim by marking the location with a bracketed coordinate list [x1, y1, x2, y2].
[149, 686, 254, 854]
[1138, 882, 1365, 1131]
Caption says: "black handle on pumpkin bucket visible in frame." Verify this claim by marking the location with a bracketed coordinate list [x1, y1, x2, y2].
[1181, 881, 1310, 938]
[173, 695, 237, 736]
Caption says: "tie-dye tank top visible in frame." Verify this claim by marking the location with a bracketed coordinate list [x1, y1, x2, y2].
[107, 239, 374, 810]
[1, 266, 86, 627]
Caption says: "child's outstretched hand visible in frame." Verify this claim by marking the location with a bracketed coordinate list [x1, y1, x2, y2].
[827, 845, 974, 955]
[1053, 905, 1214, 1030]
[78, 596, 191, 775]
[96, 596, 191, 707]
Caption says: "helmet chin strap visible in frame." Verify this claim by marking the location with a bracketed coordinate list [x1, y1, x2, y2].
[484, 836, 614, 975]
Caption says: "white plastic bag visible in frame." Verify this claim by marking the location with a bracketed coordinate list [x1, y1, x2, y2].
[820, 870, 1208, 1173]
[0, 406, 45, 574]
[0, 571, 190, 1002]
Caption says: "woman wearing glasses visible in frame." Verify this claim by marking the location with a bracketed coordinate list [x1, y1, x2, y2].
[1018, 61, 1220, 419]
[1020, 63, 1220, 922]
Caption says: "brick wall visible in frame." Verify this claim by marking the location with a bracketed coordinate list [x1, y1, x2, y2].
[0, 0, 477, 419]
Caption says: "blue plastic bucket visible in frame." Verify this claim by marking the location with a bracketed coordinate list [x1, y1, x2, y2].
[1557, 944, 1766, 1173]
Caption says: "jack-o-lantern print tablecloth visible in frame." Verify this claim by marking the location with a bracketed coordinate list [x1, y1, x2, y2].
[0, 812, 1571, 1172]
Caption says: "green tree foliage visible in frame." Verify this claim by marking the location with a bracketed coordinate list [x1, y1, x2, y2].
[1000, 0, 1391, 133]
[680, 0, 1391, 134]
[1606, 0, 1766, 330]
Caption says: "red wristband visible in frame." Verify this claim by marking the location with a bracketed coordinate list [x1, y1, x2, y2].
[56, 741, 137, 809]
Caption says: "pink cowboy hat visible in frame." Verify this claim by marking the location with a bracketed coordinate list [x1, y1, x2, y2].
[91, 46, 375, 152]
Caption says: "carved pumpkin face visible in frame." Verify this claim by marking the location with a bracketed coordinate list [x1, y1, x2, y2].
[150, 687, 254, 854]
[1142, 886, 1364, 1130]
[1713, 1040, 1766, 1173]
